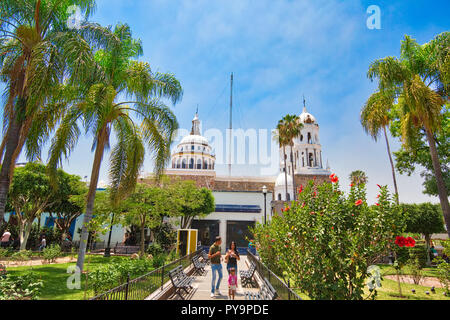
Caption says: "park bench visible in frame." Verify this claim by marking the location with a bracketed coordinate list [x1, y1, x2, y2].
[168, 265, 195, 300]
[245, 278, 278, 300]
[240, 262, 257, 287]
[201, 250, 210, 265]
[191, 254, 206, 275]
[113, 245, 140, 255]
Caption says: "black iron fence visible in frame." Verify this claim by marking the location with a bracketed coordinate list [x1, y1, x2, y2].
[247, 250, 302, 301]
[90, 249, 203, 300]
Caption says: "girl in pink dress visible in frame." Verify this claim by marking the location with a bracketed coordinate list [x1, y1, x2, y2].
[228, 267, 238, 300]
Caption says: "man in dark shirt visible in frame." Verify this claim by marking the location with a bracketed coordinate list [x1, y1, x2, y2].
[208, 236, 223, 298]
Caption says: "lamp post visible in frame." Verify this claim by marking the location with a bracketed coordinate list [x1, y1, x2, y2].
[262, 185, 268, 225]
[104, 213, 115, 258]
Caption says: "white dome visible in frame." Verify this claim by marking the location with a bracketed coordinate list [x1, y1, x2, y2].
[180, 134, 209, 145]
[299, 111, 316, 124]
[275, 173, 294, 187]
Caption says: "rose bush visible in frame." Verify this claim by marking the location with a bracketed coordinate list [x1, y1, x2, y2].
[252, 174, 403, 300]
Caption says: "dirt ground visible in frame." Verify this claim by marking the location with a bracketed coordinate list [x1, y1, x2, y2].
[384, 275, 443, 288]
[0, 256, 77, 267]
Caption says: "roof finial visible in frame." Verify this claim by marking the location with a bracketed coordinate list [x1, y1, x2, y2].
[302, 95, 307, 113]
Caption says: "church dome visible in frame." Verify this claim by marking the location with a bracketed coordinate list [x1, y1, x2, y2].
[275, 173, 294, 187]
[299, 109, 317, 124]
[170, 111, 216, 171]
[180, 134, 209, 146]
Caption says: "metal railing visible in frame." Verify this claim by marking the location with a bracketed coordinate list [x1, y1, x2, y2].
[247, 250, 302, 301]
[90, 249, 203, 300]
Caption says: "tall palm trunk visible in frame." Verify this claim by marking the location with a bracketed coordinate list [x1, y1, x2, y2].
[0, 114, 23, 229]
[289, 145, 297, 201]
[140, 220, 146, 258]
[383, 126, 400, 205]
[76, 128, 108, 271]
[283, 146, 289, 201]
[424, 127, 450, 237]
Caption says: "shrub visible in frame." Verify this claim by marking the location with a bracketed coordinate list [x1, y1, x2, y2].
[11, 250, 33, 262]
[0, 272, 43, 300]
[151, 254, 167, 268]
[89, 266, 120, 295]
[153, 223, 177, 252]
[252, 176, 403, 300]
[435, 240, 450, 295]
[89, 257, 154, 295]
[0, 248, 14, 258]
[147, 242, 164, 256]
[42, 244, 62, 264]
[407, 256, 424, 285]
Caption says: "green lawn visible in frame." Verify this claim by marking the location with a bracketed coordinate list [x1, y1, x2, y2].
[378, 264, 440, 278]
[6, 255, 131, 300]
[292, 264, 449, 301]
[367, 278, 448, 300]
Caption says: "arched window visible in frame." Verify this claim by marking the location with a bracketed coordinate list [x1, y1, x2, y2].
[182, 159, 187, 169]
[177, 159, 181, 169]
[197, 159, 202, 170]
[278, 194, 282, 201]
[308, 132, 312, 144]
[287, 193, 291, 201]
[203, 160, 208, 170]
[189, 158, 194, 169]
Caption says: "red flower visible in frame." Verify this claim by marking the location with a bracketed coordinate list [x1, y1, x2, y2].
[376, 203, 380, 207]
[355, 199, 363, 206]
[313, 192, 317, 197]
[376, 194, 380, 199]
[350, 183, 354, 187]
[298, 185, 304, 194]
[405, 237, 416, 248]
[395, 236, 406, 247]
[331, 227, 334, 230]
[329, 174, 339, 183]
[377, 184, 382, 189]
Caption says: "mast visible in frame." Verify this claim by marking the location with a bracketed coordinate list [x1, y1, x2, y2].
[228, 73, 233, 180]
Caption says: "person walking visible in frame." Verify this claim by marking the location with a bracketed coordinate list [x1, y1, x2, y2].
[1, 230, 11, 248]
[39, 235, 47, 251]
[208, 236, 223, 298]
[225, 241, 240, 274]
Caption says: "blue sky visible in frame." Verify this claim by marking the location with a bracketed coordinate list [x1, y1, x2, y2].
[11, 0, 450, 203]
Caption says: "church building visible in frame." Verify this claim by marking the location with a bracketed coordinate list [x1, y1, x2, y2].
[142, 100, 332, 253]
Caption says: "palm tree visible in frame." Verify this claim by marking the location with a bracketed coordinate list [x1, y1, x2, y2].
[276, 120, 290, 201]
[282, 114, 302, 201]
[367, 33, 450, 236]
[361, 90, 400, 204]
[349, 170, 368, 186]
[48, 23, 183, 271]
[0, 0, 99, 229]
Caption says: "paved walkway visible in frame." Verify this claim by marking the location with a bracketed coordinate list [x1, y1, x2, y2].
[169, 255, 259, 300]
